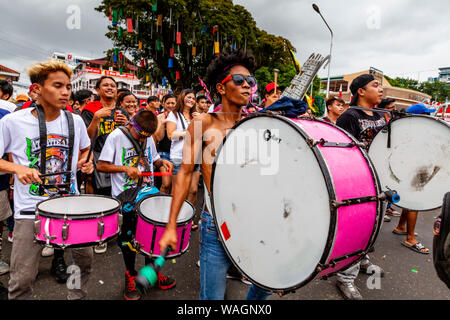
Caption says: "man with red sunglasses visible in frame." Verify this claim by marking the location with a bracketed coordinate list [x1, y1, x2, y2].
[159, 50, 271, 300]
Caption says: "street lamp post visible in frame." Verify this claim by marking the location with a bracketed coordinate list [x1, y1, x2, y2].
[313, 4, 333, 100]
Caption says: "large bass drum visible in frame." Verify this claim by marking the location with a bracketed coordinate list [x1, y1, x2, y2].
[369, 115, 450, 211]
[210, 114, 383, 294]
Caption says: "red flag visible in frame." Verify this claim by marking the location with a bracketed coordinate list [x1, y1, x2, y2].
[126, 18, 133, 33]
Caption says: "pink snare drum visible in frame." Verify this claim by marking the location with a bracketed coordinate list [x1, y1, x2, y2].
[210, 114, 382, 294]
[35, 195, 122, 249]
[135, 194, 194, 258]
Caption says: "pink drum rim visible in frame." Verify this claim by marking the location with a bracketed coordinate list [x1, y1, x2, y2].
[210, 113, 383, 294]
[136, 193, 195, 227]
[36, 195, 121, 220]
[34, 234, 119, 249]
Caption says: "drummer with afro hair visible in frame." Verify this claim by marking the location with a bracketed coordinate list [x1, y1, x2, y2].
[159, 50, 271, 300]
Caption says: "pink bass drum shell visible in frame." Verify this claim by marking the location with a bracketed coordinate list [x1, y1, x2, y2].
[210, 113, 383, 295]
[35, 195, 122, 249]
[135, 194, 194, 258]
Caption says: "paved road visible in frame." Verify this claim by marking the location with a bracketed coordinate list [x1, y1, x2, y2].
[1, 194, 448, 300]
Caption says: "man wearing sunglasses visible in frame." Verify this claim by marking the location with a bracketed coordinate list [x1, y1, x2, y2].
[159, 50, 271, 300]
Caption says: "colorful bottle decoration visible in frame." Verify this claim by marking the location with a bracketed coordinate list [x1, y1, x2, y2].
[109, 9, 112, 21]
[113, 48, 119, 62]
[157, 15, 163, 27]
[176, 32, 181, 45]
[152, 0, 158, 12]
[162, 78, 167, 86]
[138, 41, 143, 50]
[214, 42, 220, 55]
[176, 71, 180, 80]
[156, 40, 162, 51]
[118, 26, 123, 37]
[170, 47, 175, 58]
[192, 46, 197, 57]
[168, 58, 174, 69]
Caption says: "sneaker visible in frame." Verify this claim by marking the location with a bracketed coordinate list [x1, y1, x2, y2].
[7, 232, 13, 243]
[50, 257, 69, 284]
[157, 272, 176, 290]
[386, 208, 401, 217]
[196, 260, 200, 268]
[360, 262, 385, 277]
[0, 261, 9, 276]
[124, 271, 141, 300]
[383, 215, 391, 222]
[94, 243, 107, 254]
[41, 246, 54, 257]
[336, 281, 363, 300]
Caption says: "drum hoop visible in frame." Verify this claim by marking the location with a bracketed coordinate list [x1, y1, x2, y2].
[36, 195, 121, 220]
[136, 193, 195, 226]
[210, 113, 340, 293]
[368, 114, 450, 212]
[35, 234, 118, 249]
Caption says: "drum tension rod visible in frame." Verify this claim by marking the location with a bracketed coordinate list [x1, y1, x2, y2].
[330, 196, 377, 209]
[306, 138, 366, 149]
[317, 249, 366, 271]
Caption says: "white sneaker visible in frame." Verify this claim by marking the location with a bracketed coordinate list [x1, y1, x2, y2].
[94, 243, 107, 254]
[41, 246, 54, 257]
[0, 261, 9, 275]
[7, 232, 13, 243]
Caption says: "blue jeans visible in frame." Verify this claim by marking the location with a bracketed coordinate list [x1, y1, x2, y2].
[159, 152, 170, 161]
[199, 211, 271, 300]
[171, 158, 200, 175]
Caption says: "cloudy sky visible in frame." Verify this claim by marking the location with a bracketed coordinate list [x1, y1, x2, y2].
[1, 0, 448, 91]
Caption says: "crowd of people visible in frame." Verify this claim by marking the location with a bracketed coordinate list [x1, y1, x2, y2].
[0, 49, 443, 301]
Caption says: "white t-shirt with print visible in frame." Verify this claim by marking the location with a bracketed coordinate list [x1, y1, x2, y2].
[166, 111, 190, 160]
[98, 128, 160, 198]
[0, 108, 91, 220]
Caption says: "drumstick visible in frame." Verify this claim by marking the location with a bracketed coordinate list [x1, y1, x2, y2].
[141, 166, 173, 177]
[135, 246, 172, 294]
[273, 69, 280, 95]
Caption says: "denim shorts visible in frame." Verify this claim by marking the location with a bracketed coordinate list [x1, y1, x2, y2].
[171, 158, 200, 175]
[159, 152, 170, 161]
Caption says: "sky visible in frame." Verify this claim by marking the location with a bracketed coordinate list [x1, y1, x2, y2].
[1, 0, 448, 93]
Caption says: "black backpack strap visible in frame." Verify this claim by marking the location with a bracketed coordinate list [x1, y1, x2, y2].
[63, 109, 75, 186]
[178, 112, 187, 130]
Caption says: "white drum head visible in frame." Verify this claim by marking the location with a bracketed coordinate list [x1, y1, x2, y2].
[139, 195, 194, 224]
[211, 115, 332, 291]
[369, 116, 450, 211]
[38, 196, 120, 216]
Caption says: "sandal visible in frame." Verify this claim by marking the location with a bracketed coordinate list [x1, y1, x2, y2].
[392, 230, 418, 236]
[401, 241, 429, 255]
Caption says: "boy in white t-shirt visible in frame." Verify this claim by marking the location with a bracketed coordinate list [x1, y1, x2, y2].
[0, 60, 94, 300]
[97, 110, 174, 300]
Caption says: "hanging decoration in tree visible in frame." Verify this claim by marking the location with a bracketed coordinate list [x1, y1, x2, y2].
[112, 9, 118, 26]
[109, 9, 112, 21]
[213, 25, 220, 55]
[118, 26, 123, 37]
[152, 0, 158, 12]
[176, 20, 181, 45]
[168, 58, 174, 69]
[176, 71, 180, 81]
[201, 25, 207, 37]
[126, 18, 133, 33]
[170, 47, 175, 58]
[113, 48, 119, 63]
[156, 40, 162, 51]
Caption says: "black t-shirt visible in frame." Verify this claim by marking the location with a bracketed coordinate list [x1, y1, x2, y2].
[81, 106, 129, 153]
[336, 107, 387, 146]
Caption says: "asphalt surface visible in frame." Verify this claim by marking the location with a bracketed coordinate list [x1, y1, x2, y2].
[0, 187, 449, 301]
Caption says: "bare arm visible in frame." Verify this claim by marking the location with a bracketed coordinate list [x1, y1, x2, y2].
[153, 114, 165, 143]
[159, 116, 205, 251]
[166, 121, 187, 141]
[96, 160, 141, 180]
[0, 159, 42, 185]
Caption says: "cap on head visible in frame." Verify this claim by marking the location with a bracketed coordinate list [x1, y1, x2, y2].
[406, 103, 436, 115]
[349, 74, 376, 106]
[265, 82, 280, 95]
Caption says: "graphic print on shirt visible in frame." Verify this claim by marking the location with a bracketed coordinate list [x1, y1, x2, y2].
[26, 134, 74, 196]
[122, 146, 154, 191]
[357, 118, 386, 146]
[99, 118, 117, 136]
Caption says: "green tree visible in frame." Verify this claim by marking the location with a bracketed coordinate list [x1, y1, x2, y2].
[385, 75, 450, 102]
[96, 0, 297, 91]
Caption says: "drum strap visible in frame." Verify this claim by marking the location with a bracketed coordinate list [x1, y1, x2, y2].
[203, 181, 212, 214]
[35, 104, 74, 196]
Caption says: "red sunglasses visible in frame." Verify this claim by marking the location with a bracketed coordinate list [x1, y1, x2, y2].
[221, 74, 257, 87]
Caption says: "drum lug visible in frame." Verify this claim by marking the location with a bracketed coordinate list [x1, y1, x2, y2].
[118, 213, 123, 228]
[98, 221, 105, 237]
[133, 240, 141, 253]
[34, 219, 41, 235]
[62, 223, 69, 241]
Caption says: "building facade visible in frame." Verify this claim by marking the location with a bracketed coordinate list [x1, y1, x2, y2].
[322, 68, 431, 110]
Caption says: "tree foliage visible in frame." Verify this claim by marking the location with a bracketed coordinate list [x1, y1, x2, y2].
[96, 0, 297, 92]
[385, 75, 450, 103]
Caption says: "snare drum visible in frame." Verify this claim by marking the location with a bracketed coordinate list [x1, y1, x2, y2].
[369, 115, 450, 211]
[210, 113, 383, 294]
[134, 194, 194, 258]
[35, 195, 122, 248]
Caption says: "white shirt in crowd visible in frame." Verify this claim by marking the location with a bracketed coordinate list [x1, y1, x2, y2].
[0, 108, 90, 220]
[166, 111, 190, 160]
[99, 128, 160, 198]
[0, 100, 18, 113]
